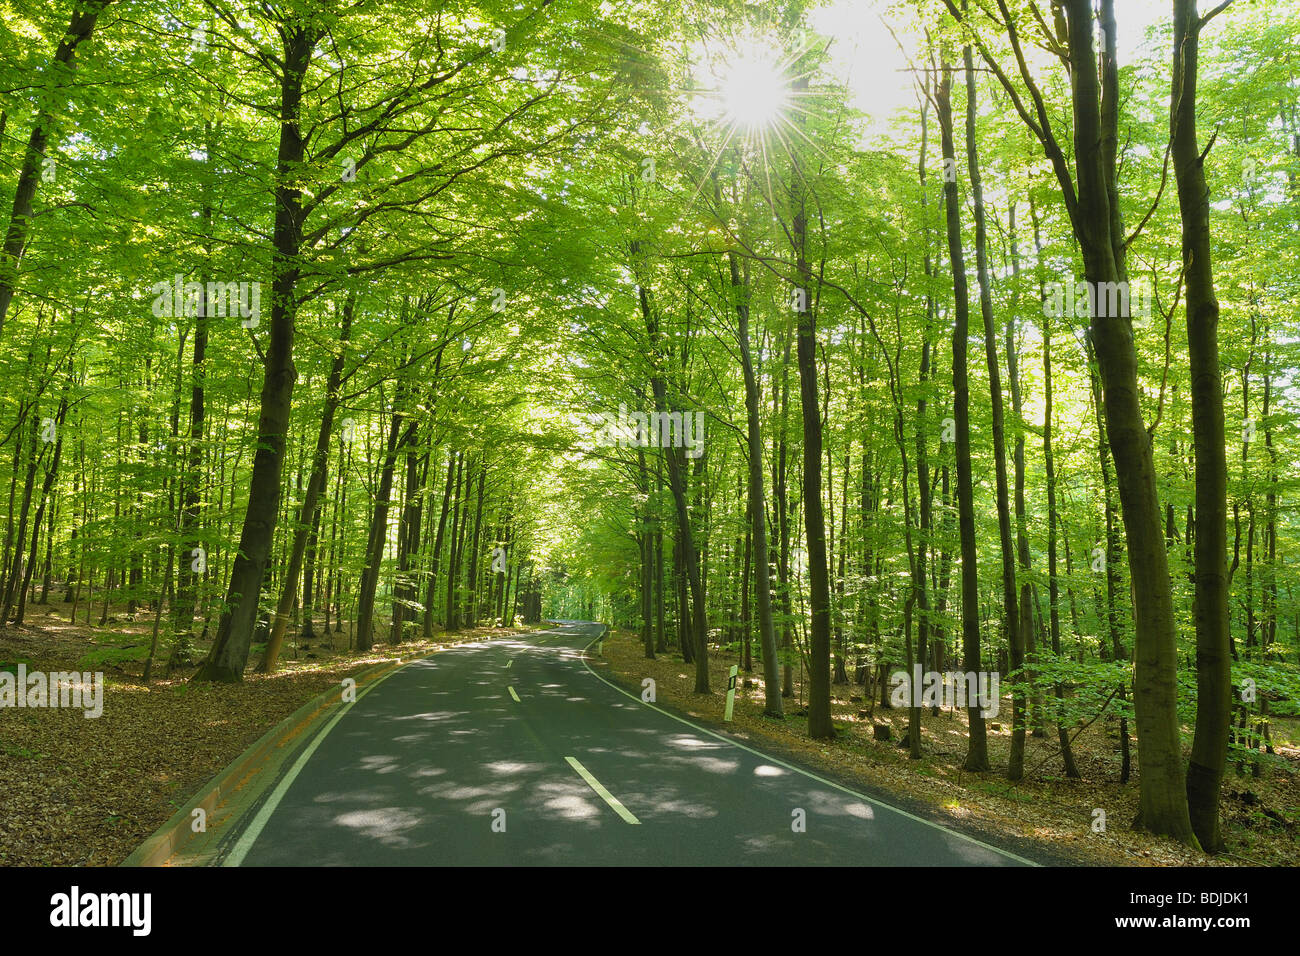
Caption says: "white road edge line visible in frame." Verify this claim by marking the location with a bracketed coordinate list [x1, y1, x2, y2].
[565, 755, 641, 824]
[222, 662, 408, 867]
[578, 628, 1038, 866]
[225, 629, 570, 866]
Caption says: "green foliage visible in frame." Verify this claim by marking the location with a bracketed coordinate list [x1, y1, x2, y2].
[0, 0, 1295, 791]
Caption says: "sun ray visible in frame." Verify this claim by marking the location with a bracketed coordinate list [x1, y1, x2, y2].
[682, 25, 840, 256]
[682, 121, 742, 219]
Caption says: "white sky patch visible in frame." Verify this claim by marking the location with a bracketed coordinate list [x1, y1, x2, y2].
[810, 0, 1172, 141]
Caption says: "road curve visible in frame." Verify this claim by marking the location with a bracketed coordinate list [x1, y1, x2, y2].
[215, 622, 1031, 866]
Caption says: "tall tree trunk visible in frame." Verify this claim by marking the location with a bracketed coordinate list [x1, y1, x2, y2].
[301, 499, 322, 639]
[637, 449, 655, 658]
[391, 438, 425, 643]
[637, 278, 709, 693]
[1172, 0, 1230, 853]
[731, 251, 782, 716]
[1261, 357, 1277, 755]
[15, 396, 67, 625]
[1085, 338, 1132, 781]
[171, 277, 208, 668]
[775, 331, 794, 698]
[464, 459, 486, 628]
[193, 24, 316, 682]
[4, 396, 44, 621]
[655, 465, 666, 653]
[1065, 0, 1193, 843]
[355, 394, 408, 651]
[789, 102, 832, 739]
[445, 449, 465, 631]
[257, 296, 353, 671]
[964, 45, 1022, 779]
[936, 56, 989, 771]
[423, 450, 456, 637]
[834, 452, 850, 686]
[1033, 199, 1081, 779]
[1007, 203, 1045, 738]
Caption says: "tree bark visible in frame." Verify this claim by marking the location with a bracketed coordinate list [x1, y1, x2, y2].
[1033, 199, 1081, 779]
[193, 24, 315, 682]
[936, 56, 989, 771]
[963, 45, 1022, 779]
[1172, 0, 1230, 853]
[257, 296, 353, 671]
[731, 251, 782, 716]
[355, 392, 408, 651]
[638, 279, 709, 693]
[789, 114, 833, 739]
[423, 450, 456, 637]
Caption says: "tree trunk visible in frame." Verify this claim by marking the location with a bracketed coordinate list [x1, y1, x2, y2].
[731, 251, 782, 716]
[257, 296, 352, 671]
[16, 397, 67, 625]
[1172, 0, 1230, 853]
[171, 279, 207, 668]
[391, 440, 426, 643]
[423, 450, 456, 637]
[355, 394, 408, 651]
[1068, 0, 1193, 842]
[464, 460, 486, 628]
[637, 449, 655, 658]
[192, 24, 315, 683]
[445, 450, 465, 631]
[637, 277, 709, 693]
[1034, 198, 1081, 779]
[789, 117, 832, 739]
[936, 56, 989, 771]
[963, 45, 1022, 779]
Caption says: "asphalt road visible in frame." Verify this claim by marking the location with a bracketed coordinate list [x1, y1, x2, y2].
[217, 621, 1031, 866]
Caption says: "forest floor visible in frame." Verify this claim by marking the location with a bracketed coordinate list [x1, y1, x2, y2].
[0, 599, 543, 866]
[600, 630, 1300, 866]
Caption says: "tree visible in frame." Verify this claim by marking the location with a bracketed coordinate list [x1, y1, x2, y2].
[1172, 0, 1233, 853]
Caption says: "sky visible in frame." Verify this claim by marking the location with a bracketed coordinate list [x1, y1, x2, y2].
[808, 0, 1174, 134]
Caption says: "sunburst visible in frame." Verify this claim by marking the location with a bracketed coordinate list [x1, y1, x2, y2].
[686, 31, 829, 216]
[716, 44, 792, 132]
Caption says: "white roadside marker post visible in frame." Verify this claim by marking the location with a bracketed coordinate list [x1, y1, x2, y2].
[724, 664, 739, 721]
